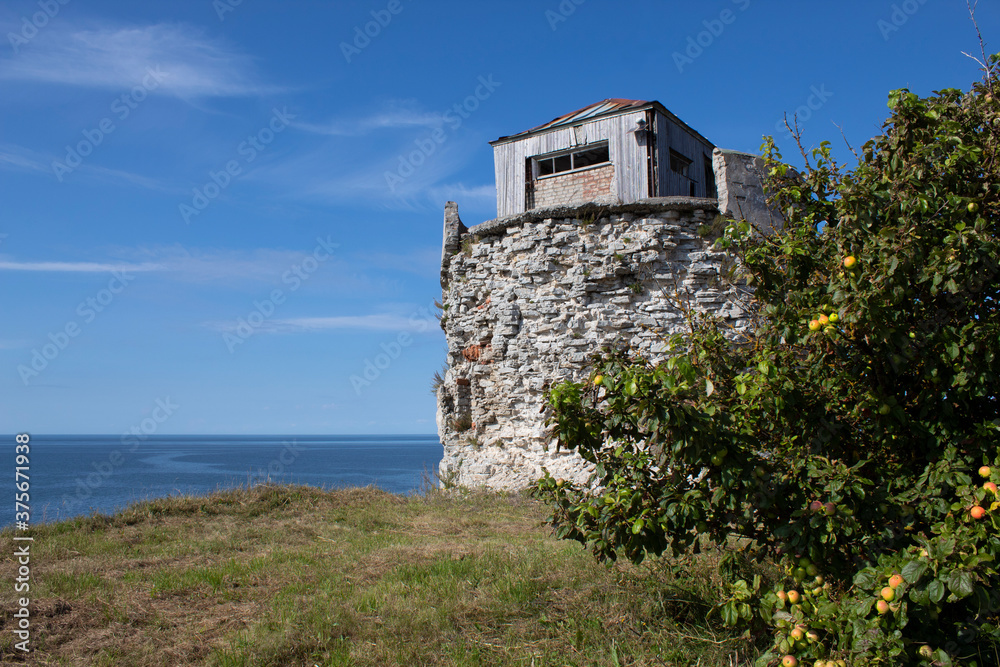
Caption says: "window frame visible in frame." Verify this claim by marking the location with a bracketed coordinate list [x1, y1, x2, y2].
[669, 149, 693, 178]
[532, 141, 611, 180]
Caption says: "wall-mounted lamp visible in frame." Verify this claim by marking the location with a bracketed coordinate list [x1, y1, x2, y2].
[632, 117, 651, 143]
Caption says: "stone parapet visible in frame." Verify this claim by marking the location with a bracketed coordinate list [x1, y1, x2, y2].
[436, 199, 745, 490]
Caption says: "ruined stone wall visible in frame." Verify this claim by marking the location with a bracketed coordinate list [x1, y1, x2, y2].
[532, 164, 616, 209]
[435, 198, 748, 490]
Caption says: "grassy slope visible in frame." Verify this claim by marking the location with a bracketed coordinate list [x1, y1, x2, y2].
[0, 485, 768, 666]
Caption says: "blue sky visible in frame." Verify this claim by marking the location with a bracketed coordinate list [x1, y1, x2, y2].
[0, 0, 995, 435]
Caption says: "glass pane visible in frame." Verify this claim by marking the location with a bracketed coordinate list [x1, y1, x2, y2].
[537, 158, 554, 176]
[670, 150, 692, 177]
[574, 145, 609, 168]
[553, 154, 572, 173]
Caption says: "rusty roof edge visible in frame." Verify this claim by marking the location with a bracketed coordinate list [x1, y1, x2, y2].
[489, 99, 715, 149]
[489, 99, 653, 146]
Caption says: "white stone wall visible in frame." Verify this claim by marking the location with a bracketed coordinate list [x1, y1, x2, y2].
[436, 200, 746, 490]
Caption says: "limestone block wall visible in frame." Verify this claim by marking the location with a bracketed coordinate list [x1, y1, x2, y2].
[532, 164, 615, 210]
[435, 198, 747, 490]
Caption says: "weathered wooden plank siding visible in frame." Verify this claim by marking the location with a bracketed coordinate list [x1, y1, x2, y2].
[666, 121, 714, 198]
[492, 142, 522, 218]
[655, 113, 672, 197]
[609, 111, 648, 204]
[494, 107, 714, 216]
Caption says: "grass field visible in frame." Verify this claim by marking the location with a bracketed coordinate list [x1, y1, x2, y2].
[0, 484, 771, 666]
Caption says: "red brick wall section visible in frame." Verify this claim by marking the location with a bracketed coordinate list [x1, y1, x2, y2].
[533, 164, 614, 209]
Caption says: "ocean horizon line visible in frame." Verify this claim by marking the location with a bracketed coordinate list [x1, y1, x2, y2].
[9, 433, 440, 439]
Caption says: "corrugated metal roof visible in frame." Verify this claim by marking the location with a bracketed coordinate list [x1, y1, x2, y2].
[491, 99, 653, 144]
[490, 98, 714, 149]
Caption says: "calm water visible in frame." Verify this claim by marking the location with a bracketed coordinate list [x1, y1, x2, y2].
[10, 435, 442, 527]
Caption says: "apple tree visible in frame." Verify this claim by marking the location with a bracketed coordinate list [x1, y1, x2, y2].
[534, 55, 1000, 665]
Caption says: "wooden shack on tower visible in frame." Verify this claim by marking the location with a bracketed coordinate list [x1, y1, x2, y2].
[489, 98, 717, 217]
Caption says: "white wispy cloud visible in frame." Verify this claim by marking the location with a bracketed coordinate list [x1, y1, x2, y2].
[0, 244, 400, 294]
[0, 260, 162, 272]
[293, 100, 443, 137]
[0, 146, 50, 174]
[0, 142, 171, 190]
[426, 182, 497, 204]
[250, 131, 488, 211]
[0, 23, 279, 98]
[0, 246, 304, 280]
[205, 313, 439, 335]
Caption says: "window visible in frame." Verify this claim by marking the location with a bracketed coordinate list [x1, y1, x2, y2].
[533, 142, 610, 178]
[670, 149, 692, 178]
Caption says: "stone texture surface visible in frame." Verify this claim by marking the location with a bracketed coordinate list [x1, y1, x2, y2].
[441, 201, 468, 284]
[713, 148, 779, 233]
[436, 199, 747, 490]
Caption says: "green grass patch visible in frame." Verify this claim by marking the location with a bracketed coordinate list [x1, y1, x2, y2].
[0, 484, 771, 665]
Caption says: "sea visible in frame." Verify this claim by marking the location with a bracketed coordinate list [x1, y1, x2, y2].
[8, 434, 443, 528]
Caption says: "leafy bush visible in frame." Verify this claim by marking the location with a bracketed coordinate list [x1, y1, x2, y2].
[534, 56, 1000, 666]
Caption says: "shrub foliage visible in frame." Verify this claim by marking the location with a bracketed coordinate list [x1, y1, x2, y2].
[534, 56, 1000, 665]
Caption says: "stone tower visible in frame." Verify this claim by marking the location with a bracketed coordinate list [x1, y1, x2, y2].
[436, 99, 770, 489]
